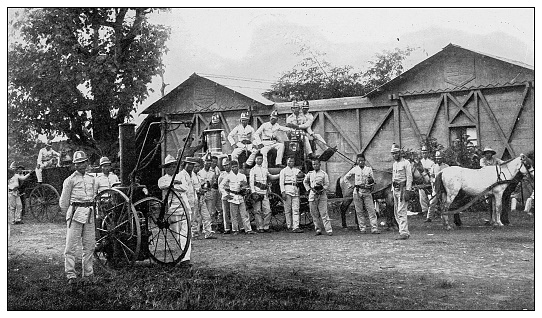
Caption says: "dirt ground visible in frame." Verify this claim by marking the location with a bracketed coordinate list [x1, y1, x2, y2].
[7, 207, 535, 310]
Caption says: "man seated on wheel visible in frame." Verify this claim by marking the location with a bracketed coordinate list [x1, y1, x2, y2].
[279, 156, 304, 233]
[249, 153, 279, 233]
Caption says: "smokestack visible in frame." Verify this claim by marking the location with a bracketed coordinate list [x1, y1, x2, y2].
[119, 123, 137, 186]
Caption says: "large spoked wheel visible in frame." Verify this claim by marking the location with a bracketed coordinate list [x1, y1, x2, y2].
[28, 184, 61, 222]
[143, 191, 191, 265]
[268, 192, 286, 230]
[94, 189, 141, 269]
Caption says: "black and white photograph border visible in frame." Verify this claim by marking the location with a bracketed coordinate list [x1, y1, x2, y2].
[3, 2, 538, 312]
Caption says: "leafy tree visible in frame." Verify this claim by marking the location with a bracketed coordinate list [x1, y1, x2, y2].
[8, 8, 171, 158]
[263, 46, 415, 102]
[263, 47, 365, 101]
[363, 47, 416, 92]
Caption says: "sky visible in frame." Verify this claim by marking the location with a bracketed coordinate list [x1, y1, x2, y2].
[3, 6, 536, 128]
[136, 7, 534, 124]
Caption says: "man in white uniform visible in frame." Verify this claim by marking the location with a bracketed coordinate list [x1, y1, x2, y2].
[303, 158, 332, 236]
[418, 146, 435, 217]
[219, 160, 254, 235]
[228, 111, 258, 166]
[59, 151, 97, 284]
[36, 140, 60, 182]
[254, 110, 291, 168]
[279, 156, 304, 233]
[391, 144, 413, 240]
[249, 153, 279, 232]
[95, 157, 120, 193]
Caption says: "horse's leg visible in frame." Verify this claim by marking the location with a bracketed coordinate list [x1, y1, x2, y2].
[340, 198, 353, 228]
[453, 213, 462, 227]
[441, 191, 458, 231]
[493, 192, 504, 227]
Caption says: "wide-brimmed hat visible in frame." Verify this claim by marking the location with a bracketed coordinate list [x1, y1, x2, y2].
[161, 154, 177, 168]
[482, 147, 496, 155]
[390, 144, 401, 153]
[99, 156, 112, 166]
[434, 151, 443, 159]
[9, 162, 24, 170]
[72, 151, 88, 164]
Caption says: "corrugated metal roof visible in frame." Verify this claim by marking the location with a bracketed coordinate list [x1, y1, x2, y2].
[142, 73, 274, 115]
[397, 80, 532, 97]
[196, 73, 274, 106]
[364, 43, 534, 98]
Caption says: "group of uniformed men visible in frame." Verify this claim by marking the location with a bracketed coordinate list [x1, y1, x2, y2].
[46, 100, 532, 285]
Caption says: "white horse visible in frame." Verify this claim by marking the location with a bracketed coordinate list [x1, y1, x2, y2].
[434, 154, 533, 229]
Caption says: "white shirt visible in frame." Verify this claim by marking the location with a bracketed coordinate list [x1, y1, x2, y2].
[218, 170, 232, 199]
[303, 169, 329, 201]
[37, 147, 60, 166]
[95, 172, 120, 193]
[279, 166, 301, 196]
[420, 158, 435, 170]
[157, 173, 191, 215]
[219, 171, 247, 204]
[178, 169, 201, 207]
[344, 165, 374, 192]
[392, 158, 413, 190]
[254, 122, 290, 144]
[249, 165, 270, 195]
[59, 171, 97, 223]
[227, 124, 255, 146]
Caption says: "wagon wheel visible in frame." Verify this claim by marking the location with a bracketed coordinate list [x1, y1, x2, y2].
[27, 184, 60, 222]
[141, 191, 191, 265]
[94, 189, 141, 269]
[299, 196, 313, 228]
[268, 192, 286, 230]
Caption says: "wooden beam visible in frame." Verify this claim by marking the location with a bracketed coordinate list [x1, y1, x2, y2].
[506, 83, 530, 143]
[399, 97, 423, 142]
[425, 94, 444, 137]
[323, 111, 360, 153]
[356, 108, 362, 150]
[475, 91, 481, 146]
[393, 104, 400, 146]
[447, 91, 476, 124]
[360, 107, 394, 154]
[218, 112, 231, 135]
[477, 90, 515, 157]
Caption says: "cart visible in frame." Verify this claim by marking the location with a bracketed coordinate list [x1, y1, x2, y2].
[20, 166, 72, 222]
[93, 122, 193, 268]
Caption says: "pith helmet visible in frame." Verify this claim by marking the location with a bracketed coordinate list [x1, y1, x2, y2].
[434, 151, 443, 159]
[390, 144, 401, 153]
[291, 101, 300, 109]
[45, 140, 53, 146]
[222, 157, 231, 166]
[270, 110, 279, 118]
[482, 147, 496, 155]
[302, 100, 310, 109]
[73, 151, 88, 163]
[211, 112, 220, 124]
[161, 154, 177, 168]
[421, 145, 428, 152]
[99, 156, 112, 166]
[240, 112, 250, 120]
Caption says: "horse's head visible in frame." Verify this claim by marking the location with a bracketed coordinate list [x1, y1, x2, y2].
[519, 153, 535, 177]
[411, 160, 431, 185]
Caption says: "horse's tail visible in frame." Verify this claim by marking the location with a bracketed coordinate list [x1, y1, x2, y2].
[335, 177, 343, 198]
[434, 171, 446, 204]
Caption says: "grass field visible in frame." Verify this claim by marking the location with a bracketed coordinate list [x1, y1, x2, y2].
[7, 208, 535, 310]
